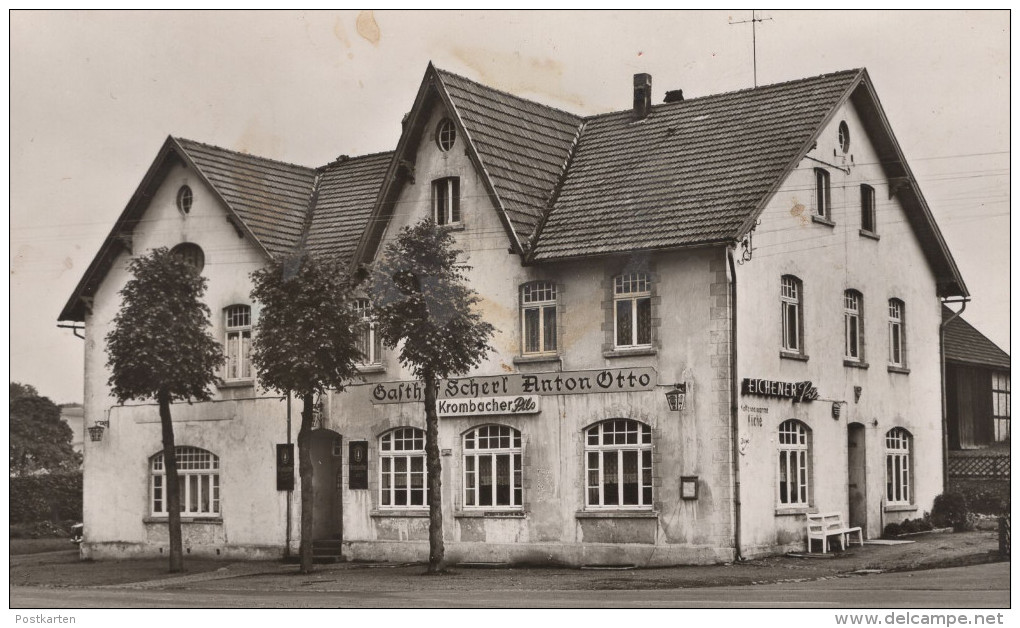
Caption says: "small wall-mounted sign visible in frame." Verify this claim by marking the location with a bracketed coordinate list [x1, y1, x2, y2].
[348, 441, 368, 490]
[276, 444, 295, 491]
[741, 378, 818, 402]
[681, 476, 699, 500]
[437, 395, 540, 417]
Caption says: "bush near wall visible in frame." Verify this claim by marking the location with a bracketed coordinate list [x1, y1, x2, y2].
[947, 478, 1011, 515]
[9, 473, 83, 524]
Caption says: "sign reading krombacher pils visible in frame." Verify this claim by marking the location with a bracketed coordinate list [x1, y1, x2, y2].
[370, 368, 657, 404]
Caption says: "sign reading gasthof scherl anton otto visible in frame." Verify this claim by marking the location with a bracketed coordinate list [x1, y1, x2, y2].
[369, 368, 658, 412]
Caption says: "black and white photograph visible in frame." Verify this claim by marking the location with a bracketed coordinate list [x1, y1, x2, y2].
[8, 9, 1011, 618]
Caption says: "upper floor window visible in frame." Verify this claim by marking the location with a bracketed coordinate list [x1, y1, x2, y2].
[432, 177, 460, 226]
[463, 425, 522, 510]
[176, 185, 193, 215]
[814, 168, 831, 220]
[521, 281, 557, 355]
[781, 276, 803, 354]
[838, 121, 850, 154]
[614, 272, 651, 349]
[170, 243, 204, 274]
[379, 428, 427, 509]
[861, 185, 876, 233]
[354, 299, 382, 365]
[151, 446, 220, 517]
[885, 428, 912, 505]
[888, 299, 906, 367]
[778, 420, 811, 506]
[844, 290, 864, 362]
[436, 118, 457, 152]
[585, 419, 653, 509]
[992, 372, 1010, 442]
[224, 305, 253, 380]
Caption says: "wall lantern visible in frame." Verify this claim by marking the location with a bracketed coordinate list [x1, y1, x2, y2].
[87, 420, 109, 442]
[665, 383, 687, 411]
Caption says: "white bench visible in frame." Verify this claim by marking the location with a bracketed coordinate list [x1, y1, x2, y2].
[806, 512, 863, 554]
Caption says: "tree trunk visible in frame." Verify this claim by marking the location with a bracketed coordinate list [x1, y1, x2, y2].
[158, 390, 184, 573]
[423, 370, 445, 573]
[297, 393, 315, 574]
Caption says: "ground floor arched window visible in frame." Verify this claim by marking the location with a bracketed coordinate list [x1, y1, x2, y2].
[150, 446, 220, 517]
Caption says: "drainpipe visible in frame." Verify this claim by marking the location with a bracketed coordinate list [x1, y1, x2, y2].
[285, 391, 293, 559]
[727, 248, 743, 561]
[939, 298, 968, 491]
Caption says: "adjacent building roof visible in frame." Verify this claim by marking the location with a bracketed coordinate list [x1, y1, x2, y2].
[943, 307, 1010, 370]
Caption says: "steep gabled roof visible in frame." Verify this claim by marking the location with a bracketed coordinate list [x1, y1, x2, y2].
[304, 151, 393, 263]
[532, 70, 862, 260]
[436, 69, 584, 242]
[59, 137, 388, 322]
[943, 307, 1010, 370]
[174, 138, 317, 258]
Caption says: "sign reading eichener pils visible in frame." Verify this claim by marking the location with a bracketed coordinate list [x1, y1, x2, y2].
[741, 378, 818, 402]
[370, 368, 657, 405]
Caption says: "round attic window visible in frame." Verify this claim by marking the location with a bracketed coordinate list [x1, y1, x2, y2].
[838, 121, 850, 154]
[171, 243, 205, 274]
[176, 185, 193, 214]
[436, 118, 456, 152]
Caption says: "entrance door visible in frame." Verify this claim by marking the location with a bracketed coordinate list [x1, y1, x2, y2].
[310, 429, 342, 540]
[847, 422, 868, 534]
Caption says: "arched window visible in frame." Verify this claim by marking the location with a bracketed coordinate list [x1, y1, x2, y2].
[614, 272, 652, 349]
[888, 299, 906, 367]
[844, 290, 864, 362]
[224, 305, 253, 380]
[885, 428, 912, 505]
[379, 428, 427, 508]
[170, 243, 204, 273]
[463, 425, 522, 509]
[521, 281, 557, 355]
[354, 299, 382, 365]
[777, 420, 811, 506]
[584, 419, 652, 508]
[150, 446, 220, 517]
[781, 276, 804, 354]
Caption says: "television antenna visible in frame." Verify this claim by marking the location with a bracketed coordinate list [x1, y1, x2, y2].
[729, 10, 773, 87]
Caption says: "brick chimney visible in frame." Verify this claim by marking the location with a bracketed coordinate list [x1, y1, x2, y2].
[633, 73, 652, 119]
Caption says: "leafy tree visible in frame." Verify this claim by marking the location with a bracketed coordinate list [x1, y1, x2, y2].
[249, 253, 364, 574]
[9, 383, 82, 477]
[105, 248, 222, 573]
[370, 219, 495, 573]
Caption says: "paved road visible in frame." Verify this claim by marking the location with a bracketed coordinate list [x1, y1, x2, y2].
[10, 562, 1009, 608]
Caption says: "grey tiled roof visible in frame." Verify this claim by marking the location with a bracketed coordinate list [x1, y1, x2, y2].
[437, 69, 583, 243]
[943, 307, 1010, 369]
[531, 70, 862, 260]
[305, 152, 393, 264]
[176, 138, 318, 258]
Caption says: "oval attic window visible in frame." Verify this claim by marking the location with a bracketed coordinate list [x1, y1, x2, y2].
[176, 185, 193, 214]
[436, 118, 456, 152]
[838, 121, 850, 154]
[170, 243, 205, 274]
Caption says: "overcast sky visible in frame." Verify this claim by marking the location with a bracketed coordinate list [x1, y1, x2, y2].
[8, 10, 1010, 404]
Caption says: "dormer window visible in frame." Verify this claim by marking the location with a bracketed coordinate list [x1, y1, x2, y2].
[436, 118, 456, 152]
[432, 177, 460, 226]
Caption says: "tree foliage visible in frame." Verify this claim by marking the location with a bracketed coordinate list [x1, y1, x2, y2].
[249, 252, 365, 573]
[104, 247, 222, 573]
[9, 383, 81, 477]
[370, 219, 495, 381]
[370, 218, 495, 572]
[250, 254, 365, 397]
[105, 248, 222, 404]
